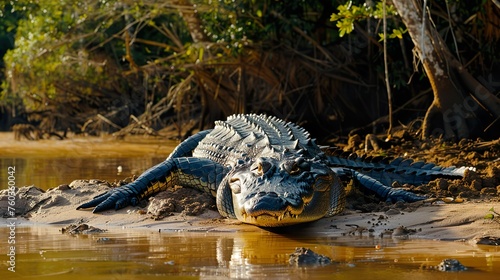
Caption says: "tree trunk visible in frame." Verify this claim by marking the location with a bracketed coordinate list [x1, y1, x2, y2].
[392, 0, 500, 139]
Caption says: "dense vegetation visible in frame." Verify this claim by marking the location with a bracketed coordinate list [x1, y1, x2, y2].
[1, 0, 499, 140]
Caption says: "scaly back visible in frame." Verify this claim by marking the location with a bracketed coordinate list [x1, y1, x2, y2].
[192, 114, 322, 166]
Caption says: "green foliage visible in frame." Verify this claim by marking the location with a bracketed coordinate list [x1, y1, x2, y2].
[0, 0, 353, 118]
[378, 27, 407, 41]
[194, 0, 324, 52]
[2, 1, 109, 108]
[0, 2, 26, 87]
[1, 1, 189, 108]
[330, 1, 398, 37]
[0, 0, 498, 135]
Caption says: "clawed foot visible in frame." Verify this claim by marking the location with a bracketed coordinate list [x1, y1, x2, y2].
[77, 187, 139, 213]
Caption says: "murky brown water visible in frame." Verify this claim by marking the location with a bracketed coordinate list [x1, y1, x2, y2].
[0, 156, 170, 189]
[1, 133, 500, 278]
[0, 226, 499, 279]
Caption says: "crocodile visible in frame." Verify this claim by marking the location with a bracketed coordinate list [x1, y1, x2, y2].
[77, 114, 468, 227]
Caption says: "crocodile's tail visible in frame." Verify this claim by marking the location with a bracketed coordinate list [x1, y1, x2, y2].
[324, 148, 473, 187]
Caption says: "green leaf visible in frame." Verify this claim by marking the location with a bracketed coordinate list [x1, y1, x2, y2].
[484, 213, 495, 220]
[336, 19, 354, 37]
[378, 33, 384, 42]
[330, 13, 340, 22]
[337, 4, 349, 14]
[389, 28, 406, 39]
[198, 47, 204, 61]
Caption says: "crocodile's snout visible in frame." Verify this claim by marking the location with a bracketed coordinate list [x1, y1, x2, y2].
[227, 156, 332, 227]
[243, 191, 289, 216]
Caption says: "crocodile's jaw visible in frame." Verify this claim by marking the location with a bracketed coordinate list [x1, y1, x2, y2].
[228, 157, 336, 227]
[232, 189, 332, 227]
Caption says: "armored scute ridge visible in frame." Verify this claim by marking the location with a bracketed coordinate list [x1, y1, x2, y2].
[77, 114, 469, 227]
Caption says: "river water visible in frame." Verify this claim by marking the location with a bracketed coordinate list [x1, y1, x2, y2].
[0, 226, 499, 279]
[0, 133, 175, 189]
[0, 133, 499, 278]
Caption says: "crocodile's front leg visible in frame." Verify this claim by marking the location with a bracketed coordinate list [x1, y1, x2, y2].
[77, 128, 221, 213]
[77, 157, 229, 212]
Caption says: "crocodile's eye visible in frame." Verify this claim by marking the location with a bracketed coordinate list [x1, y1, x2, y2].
[251, 162, 263, 176]
[257, 164, 264, 175]
[289, 163, 301, 175]
[251, 160, 272, 177]
[296, 157, 310, 171]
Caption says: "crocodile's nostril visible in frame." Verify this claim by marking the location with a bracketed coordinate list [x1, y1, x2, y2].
[267, 192, 278, 197]
[256, 191, 278, 197]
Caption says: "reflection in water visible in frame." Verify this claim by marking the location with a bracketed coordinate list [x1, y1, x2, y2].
[0, 226, 498, 279]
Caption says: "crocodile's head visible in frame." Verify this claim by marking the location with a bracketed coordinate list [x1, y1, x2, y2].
[219, 155, 345, 227]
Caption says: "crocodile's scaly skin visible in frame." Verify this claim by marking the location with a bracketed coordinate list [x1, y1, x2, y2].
[77, 114, 468, 227]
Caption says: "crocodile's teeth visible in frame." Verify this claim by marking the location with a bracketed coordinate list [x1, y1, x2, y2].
[277, 213, 285, 221]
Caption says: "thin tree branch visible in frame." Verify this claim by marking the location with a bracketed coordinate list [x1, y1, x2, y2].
[383, 0, 393, 137]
